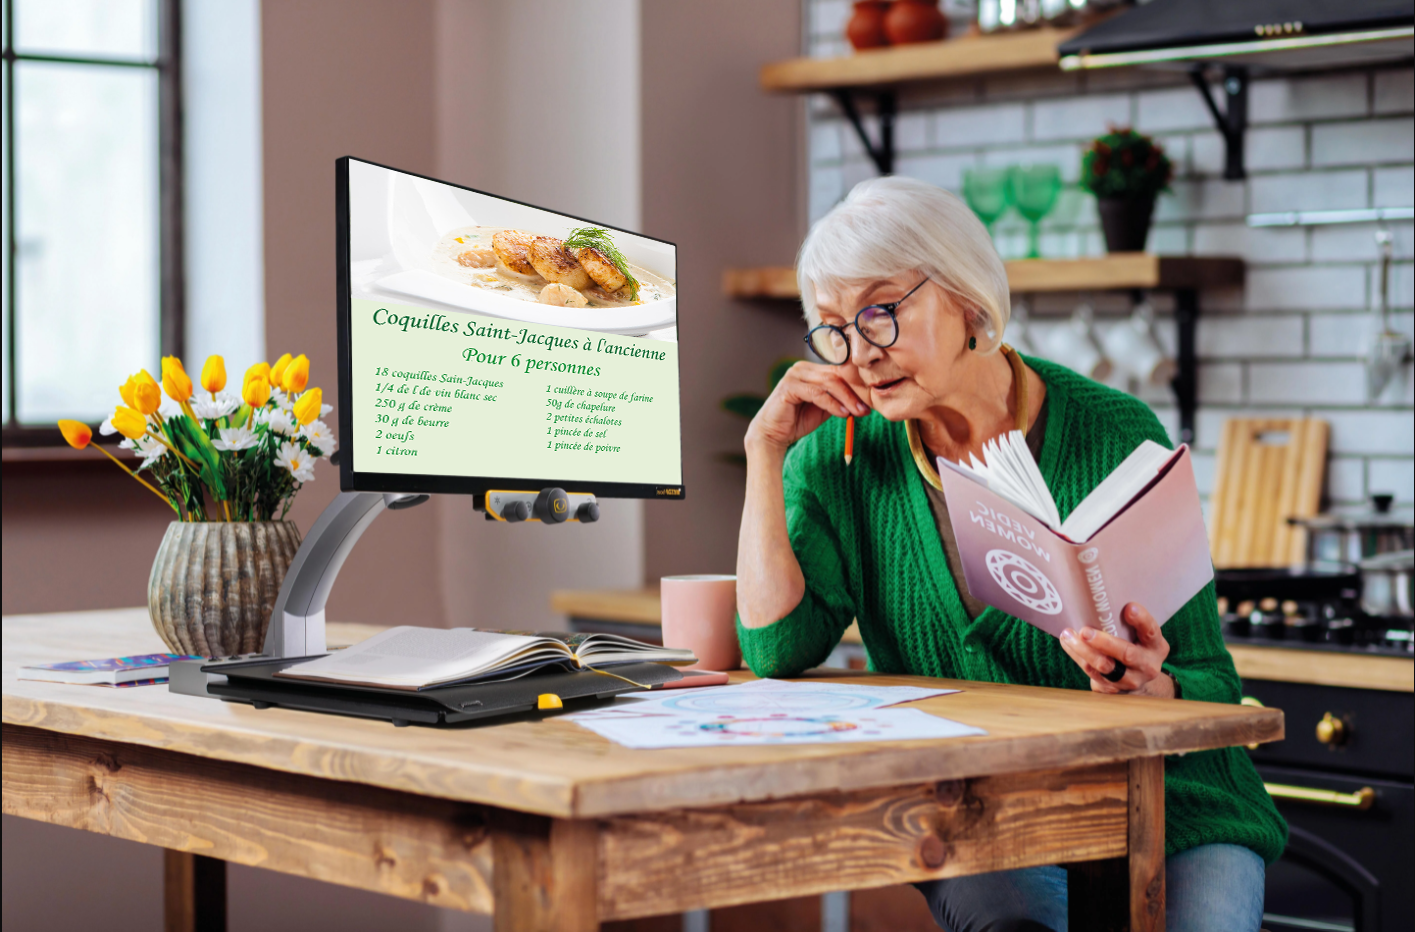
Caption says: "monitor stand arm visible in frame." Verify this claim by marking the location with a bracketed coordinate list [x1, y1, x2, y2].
[263, 490, 428, 657]
[168, 490, 427, 696]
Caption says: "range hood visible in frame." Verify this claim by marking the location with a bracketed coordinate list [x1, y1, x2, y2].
[1059, 0, 1414, 71]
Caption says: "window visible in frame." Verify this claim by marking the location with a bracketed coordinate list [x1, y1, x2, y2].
[2, 0, 181, 444]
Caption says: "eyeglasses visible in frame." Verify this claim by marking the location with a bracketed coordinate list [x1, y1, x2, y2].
[804, 278, 928, 365]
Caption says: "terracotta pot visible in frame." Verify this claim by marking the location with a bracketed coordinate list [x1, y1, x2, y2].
[1096, 196, 1157, 253]
[148, 521, 303, 658]
[847, 1, 891, 50]
[884, 0, 948, 45]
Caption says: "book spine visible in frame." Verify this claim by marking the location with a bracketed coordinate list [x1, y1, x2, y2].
[1076, 545, 1125, 640]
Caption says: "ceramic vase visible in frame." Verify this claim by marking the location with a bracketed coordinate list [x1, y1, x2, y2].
[148, 520, 303, 658]
[883, 0, 948, 45]
[1096, 196, 1156, 253]
[847, 1, 891, 50]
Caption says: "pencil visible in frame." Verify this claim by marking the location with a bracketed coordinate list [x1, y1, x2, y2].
[844, 415, 855, 466]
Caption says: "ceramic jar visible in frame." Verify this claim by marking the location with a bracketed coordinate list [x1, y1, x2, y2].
[884, 0, 948, 44]
[847, 1, 891, 50]
[148, 520, 302, 657]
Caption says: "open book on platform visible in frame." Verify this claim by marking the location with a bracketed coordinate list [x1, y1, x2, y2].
[275, 627, 696, 691]
[937, 433, 1213, 643]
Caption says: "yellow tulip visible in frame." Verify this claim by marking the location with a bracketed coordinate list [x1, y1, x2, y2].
[282, 354, 310, 394]
[119, 369, 158, 410]
[293, 387, 322, 426]
[161, 356, 193, 403]
[242, 373, 272, 408]
[112, 406, 149, 440]
[58, 419, 93, 449]
[269, 353, 293, 388]
[201, 355, 227, 393]
[245, 362, 271, 387]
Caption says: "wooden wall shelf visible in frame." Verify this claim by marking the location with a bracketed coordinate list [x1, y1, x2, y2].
[722, 255, 1244, 301]
[759, 26, 1084, 93]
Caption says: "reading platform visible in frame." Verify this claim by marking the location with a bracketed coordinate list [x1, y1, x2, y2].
[170, 157, 686, 722]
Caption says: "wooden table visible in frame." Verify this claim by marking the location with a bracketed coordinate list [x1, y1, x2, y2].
[3, 608, 1283, 932]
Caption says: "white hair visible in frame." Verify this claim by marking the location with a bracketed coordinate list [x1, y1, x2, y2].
[797, 176, 1011, 354]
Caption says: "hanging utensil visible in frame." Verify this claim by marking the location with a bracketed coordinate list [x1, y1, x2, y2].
[1366, 228, 1412, 401]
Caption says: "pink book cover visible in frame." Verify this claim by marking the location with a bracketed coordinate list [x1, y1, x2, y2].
[936, 446, 1213, 643]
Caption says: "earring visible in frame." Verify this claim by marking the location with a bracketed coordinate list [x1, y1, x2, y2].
[968, 335, 977, 350]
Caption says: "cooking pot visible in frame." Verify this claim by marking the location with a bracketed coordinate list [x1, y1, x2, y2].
[1359, 549, 1414, 619]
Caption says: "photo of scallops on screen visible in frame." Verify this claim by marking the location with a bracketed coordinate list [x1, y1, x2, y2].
[346, 159, 677, 339]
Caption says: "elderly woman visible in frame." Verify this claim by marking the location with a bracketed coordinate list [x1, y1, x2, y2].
[736, 177, 1284, 932]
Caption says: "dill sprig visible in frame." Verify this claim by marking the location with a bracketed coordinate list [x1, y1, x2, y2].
[564, 227, 639, 300]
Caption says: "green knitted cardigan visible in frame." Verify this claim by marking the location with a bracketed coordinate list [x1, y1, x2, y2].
[737, 356, 1287, 864]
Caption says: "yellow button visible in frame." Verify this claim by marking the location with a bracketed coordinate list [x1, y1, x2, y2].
[537, 693, 563, 710]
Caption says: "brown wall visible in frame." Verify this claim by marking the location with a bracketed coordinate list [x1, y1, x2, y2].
[640, 0, 805, 580]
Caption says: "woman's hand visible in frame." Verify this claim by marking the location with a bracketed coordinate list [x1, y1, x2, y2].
[1059, 603, 1175, 698]
[744, 361, 871, 459]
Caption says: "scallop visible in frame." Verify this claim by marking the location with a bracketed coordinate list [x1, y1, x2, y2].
[528, 237, 592, 290]
[539, 283, 588, 307]
[571, 246, 628, 294]
[492, 230, 538, 277]
[456, 246, 496, 268]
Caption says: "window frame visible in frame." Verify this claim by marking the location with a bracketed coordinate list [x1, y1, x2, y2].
[1, 0, 183, 447]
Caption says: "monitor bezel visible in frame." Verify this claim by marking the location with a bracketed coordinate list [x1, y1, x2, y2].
[336, 156, 686, 500]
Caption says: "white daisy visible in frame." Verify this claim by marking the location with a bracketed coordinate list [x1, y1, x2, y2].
[99, 417, 117, 436]
[190, 390, 240, 420]
[121, 435, 169, 468]
[254, 407, 297, 436]
[213, 425, 259, 452]
[274, 441, 317, 482]
[298, 420, 337, 456]
[271, 388, 295, 411]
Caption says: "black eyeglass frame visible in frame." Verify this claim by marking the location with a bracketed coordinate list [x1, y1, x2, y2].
[803, 278, 930, 365]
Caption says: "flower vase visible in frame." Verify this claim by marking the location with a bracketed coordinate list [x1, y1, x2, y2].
[1097, 196, 1156, 253]
[148, 521, 303, 658]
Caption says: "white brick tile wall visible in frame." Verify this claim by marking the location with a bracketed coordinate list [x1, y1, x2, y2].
[1311, 222, 1413, 262]
[1326, 457, 1367, 504]
[1192, 451, 1217, 495]
[1197, 314, 1304, 358]
[1249, 73, 1369, 124]
[1192, 223, 1305, 263]
[1155, 178, 1245, 222]
[894, 152, 977, 192]
[1247, 266, 1367, 311]
[1249, 361, 1368, 404]
[1031, 94, 1131, 142]
[1367, 458, 1415, 502]
[1249, 170, 1369, 213]
[1373, 166, 1415, 208]
[800, 7, 1412, 504]
[1327, 410, 1415, 455]
[1373, 68, 1414, 115]
[896, 111, 930, 153]
[1135, 86, 1215, 133]
[1311, 118, 1415, 167]
[1197, 362, 1243, 403]
[932, 103, 1026, 147]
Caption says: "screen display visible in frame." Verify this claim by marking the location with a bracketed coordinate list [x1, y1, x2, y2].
[338, 158, 683, 498]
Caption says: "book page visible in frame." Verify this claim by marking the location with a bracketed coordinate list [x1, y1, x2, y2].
[947, 431, 1061, 529]
[1059, 441, 1176, 543]
[277, 626, 572, 689]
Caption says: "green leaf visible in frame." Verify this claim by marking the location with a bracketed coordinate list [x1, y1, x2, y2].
[170, 415, 228, 501]
[721, 394, 765, 419]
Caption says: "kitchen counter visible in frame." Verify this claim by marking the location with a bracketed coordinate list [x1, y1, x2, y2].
[551, 589, 1412, 691]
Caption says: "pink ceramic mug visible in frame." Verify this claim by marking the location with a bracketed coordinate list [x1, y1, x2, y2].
[660, 575, 741, 671]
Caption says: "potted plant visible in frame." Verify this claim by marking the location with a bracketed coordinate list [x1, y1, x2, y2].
[58, 352, 336, 657]
[1080, 127, 1173, 253]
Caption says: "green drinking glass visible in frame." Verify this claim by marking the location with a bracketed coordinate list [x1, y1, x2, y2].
[962, 167, 1011, 232]
[1008, 164, 1062, 259]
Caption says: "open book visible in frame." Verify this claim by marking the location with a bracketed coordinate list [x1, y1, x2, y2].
[938, 432, 1213, 643]
[275, 627, 696, 691]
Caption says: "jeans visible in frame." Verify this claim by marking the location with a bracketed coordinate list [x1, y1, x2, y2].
[913, 843, 1265, 932]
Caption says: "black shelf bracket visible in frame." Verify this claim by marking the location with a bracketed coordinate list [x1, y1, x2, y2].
[1172, 288, 1199, 446]
[1189, 66, 1248, 181]
[830, 89, 896, 175]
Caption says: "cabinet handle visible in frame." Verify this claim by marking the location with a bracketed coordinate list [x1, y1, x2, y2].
[1264, 782, 1375, 810]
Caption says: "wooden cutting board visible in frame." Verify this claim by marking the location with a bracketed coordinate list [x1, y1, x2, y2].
[1209, 418, 1328, 568]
